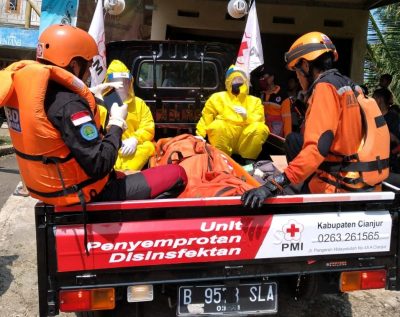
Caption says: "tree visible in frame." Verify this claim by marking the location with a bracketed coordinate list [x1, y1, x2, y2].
[365, 4, 400, 103]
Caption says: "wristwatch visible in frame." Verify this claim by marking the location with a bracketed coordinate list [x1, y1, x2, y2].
[264, 173, 290, 194]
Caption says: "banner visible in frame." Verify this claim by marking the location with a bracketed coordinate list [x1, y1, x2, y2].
[0, 27, 39, 49]
[39, 0, 79, 35]
[235, 1, 264, 78]
[55, 211, 392, 272]
[88, 0, 107, 87]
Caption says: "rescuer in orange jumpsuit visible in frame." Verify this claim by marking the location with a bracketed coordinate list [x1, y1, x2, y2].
[241, 32, 390, 208]
[260, 70, 292, 138]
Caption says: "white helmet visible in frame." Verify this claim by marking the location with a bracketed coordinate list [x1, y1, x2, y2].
[104, 0, 125, 16]
[227, 0, 248, 19]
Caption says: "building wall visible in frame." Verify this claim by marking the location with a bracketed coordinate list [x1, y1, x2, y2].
[0, 0, 41, 26]
[151, 0, 369, 82]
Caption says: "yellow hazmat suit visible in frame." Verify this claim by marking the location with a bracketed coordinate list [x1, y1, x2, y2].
[102, 60, 155, 171]
[196, 66, 269, 159]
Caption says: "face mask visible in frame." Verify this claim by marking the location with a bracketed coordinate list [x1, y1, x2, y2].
[231, 83, 243, 95]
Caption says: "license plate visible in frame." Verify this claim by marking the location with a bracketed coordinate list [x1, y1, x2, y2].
[177, 282, 277, 316]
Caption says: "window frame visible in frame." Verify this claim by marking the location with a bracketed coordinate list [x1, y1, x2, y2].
[6, 0, 21, 14]
[137, 59, 219, 90]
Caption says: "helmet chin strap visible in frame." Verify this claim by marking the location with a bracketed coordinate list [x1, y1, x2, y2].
[300, 62, 315, 89]
[306, 71, 314, 87]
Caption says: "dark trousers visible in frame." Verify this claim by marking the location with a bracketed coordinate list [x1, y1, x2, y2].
[284, 132, 303, 163]
[284, 132, 310, 193]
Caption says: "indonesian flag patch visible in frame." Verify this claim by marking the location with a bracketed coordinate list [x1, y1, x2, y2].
[70, 111, 92, 126]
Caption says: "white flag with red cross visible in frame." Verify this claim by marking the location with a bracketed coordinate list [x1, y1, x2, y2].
[235, 1, 264, 78]
[88, 0, 107, 87]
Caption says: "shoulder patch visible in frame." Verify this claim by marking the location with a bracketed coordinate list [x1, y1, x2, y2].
[4, 107, 21, 132]
[80, 123, 98, 141]
[71, 110, 92, 126]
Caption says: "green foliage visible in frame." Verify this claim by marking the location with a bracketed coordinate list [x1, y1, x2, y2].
[365, 4, 400, 103]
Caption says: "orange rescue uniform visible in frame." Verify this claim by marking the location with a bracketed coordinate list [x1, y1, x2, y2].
[284, 76, 365, 193]
[263, 85, 292, 137]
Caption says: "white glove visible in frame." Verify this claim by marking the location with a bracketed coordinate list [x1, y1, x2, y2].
[107, 102, 128, 131]
[234, 106, 247, 118]
[194, 135, 206, 142]
[121, 137, 138, 156]
[89, 82, 124, 99]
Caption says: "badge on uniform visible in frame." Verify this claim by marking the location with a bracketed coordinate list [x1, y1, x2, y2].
[70, 110, 98, 141]
[70, 110, 92, 126]
[80, 123, 98, 141]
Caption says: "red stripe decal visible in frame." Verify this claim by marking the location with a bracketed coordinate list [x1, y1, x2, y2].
[55, 196, 304, 212]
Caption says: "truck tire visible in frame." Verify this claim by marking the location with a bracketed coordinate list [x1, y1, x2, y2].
[295, 274, 320, 300]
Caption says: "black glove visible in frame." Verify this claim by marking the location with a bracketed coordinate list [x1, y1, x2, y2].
[241, 173, 290, 208]
[241, 186, 273, 208]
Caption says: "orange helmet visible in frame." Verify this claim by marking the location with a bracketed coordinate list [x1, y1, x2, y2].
[285, 32, 338, 71]
[36, 24, 98, 67]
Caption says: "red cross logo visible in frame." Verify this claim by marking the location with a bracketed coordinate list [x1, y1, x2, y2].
[282, 220, 303, 241]
[286, 224, 300, 237]
[236, 32, 250, 65]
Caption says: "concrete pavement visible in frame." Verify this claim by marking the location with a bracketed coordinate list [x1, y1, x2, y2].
[0, 122, 40, 315]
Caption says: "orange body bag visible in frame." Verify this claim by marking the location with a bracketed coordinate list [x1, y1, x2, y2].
[150, 134, 259, 198]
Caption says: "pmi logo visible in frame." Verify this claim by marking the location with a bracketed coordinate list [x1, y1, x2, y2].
[274, 220, 304, 252]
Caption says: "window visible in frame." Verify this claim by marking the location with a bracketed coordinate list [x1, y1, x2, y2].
[138, 60, 218, 89]
[7, 0, 20, 13]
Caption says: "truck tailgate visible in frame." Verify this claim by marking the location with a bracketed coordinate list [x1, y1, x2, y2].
[53, 192, 395, 272]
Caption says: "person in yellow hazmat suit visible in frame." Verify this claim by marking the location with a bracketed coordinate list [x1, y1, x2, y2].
[196, 65, 269, 162]
[95, 60, 155, 171]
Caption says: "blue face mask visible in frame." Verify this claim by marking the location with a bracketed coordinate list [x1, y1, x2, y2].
[231, 83, 243, 95]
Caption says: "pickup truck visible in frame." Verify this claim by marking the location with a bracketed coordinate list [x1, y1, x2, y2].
[34, 41, 400, 316]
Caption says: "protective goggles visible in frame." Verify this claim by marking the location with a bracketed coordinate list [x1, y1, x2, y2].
[107, 72, 132, 82]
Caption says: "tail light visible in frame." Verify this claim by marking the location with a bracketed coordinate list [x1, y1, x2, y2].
[340, 269, 386, 292]
[59, 288, 115, 312]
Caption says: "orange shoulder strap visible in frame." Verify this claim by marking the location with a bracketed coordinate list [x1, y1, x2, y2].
[0, 60, 38, 106]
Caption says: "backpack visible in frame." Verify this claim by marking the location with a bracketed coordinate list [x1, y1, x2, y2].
[150, 134, 259, 198]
